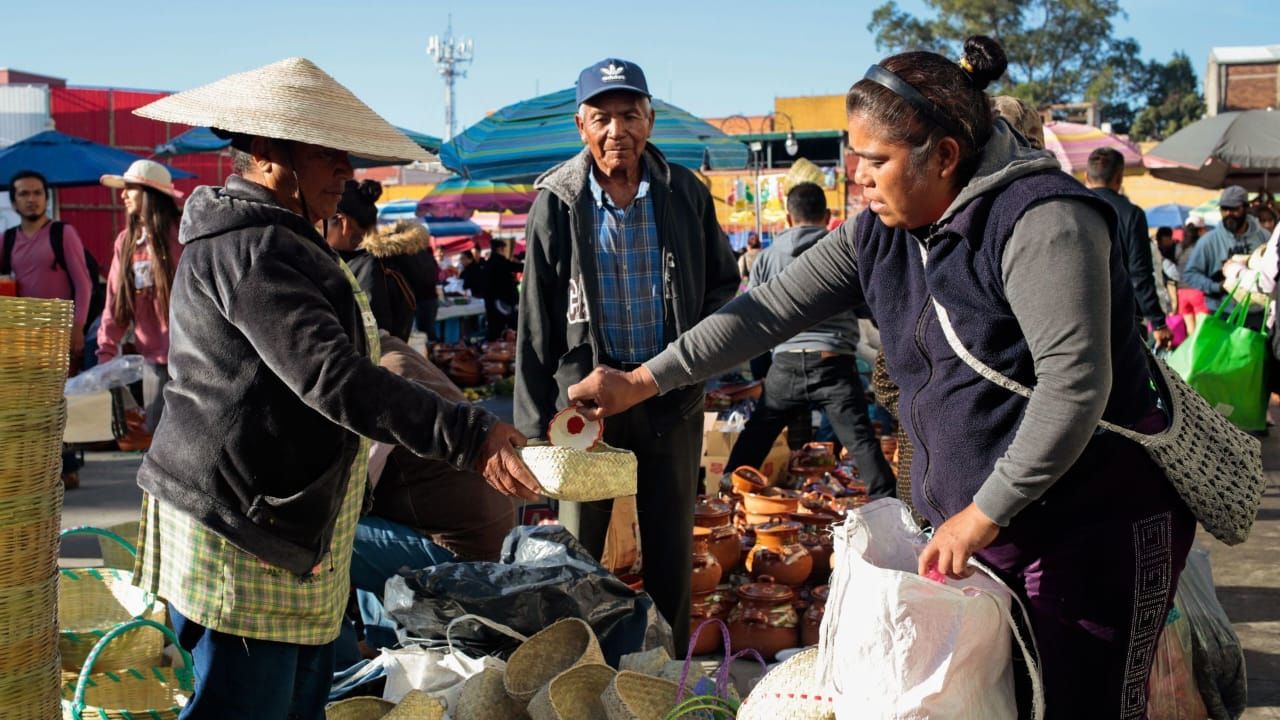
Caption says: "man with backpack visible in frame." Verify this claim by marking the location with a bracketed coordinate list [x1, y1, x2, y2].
[3, 169, 97, 488]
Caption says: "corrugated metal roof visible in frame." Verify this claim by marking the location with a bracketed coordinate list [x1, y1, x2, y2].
[0, 85, 51, 147]
[1211, 45, 1280, 64]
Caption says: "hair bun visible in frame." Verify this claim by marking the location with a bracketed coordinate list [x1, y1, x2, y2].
[962, 35, 1007, 91]
[357, 179, 383, 204]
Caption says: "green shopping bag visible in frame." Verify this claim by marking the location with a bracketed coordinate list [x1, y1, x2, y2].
[1165, 290, 1269, 432]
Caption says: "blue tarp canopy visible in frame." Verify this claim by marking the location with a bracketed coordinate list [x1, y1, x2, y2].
[0, 130, 194, 188]
[440, 88, 749, 182]
[377, 200, 482, 237]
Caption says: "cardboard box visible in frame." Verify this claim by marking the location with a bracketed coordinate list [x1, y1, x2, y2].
[701, 419, 789, 493]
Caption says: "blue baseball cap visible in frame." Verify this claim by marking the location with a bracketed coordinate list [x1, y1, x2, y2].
[576, 58, 650, 105]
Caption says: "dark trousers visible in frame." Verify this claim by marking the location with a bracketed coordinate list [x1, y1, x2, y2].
[558, 402, 701, 651]
[170, 606, 336, 719]
[415, 296, 439, 342]
[726, 351, 896, 499]
[978, 434, 1196, 719]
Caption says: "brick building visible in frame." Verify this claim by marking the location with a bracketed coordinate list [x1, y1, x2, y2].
[1206, 45, 1280, 116]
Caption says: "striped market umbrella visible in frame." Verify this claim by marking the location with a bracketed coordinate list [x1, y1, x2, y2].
[1043, 121, 1142, 175]
[440, 87, 749, 182]
[416, 177, 536, 217]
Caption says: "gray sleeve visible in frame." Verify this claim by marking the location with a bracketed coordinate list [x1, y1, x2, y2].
[972, 199, 1115, 526]
[645, 219, 864, 393]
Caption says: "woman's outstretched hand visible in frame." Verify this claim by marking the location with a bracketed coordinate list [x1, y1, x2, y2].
[567, 365, 660, 420]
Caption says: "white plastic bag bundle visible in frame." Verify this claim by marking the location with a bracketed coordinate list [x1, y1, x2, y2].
[64, 354, 144, 395]
[380, 614, 526, 712]
[816, 499, 1042, 720]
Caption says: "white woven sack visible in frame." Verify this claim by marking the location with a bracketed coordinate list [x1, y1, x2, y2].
[817, 499, 1043, 720]
[520, 442, 637, 501]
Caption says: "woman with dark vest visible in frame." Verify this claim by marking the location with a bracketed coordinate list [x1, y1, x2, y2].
[569, 36, 1195, 718]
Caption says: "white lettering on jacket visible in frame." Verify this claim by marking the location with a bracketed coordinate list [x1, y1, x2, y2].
[567, 275, 591, 326]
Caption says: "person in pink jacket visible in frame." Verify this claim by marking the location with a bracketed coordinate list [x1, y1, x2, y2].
[97, 160, 184, 433]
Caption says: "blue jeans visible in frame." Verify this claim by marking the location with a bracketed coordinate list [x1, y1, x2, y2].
[349, 516, 454, 596]
[169, 605, 336, 720]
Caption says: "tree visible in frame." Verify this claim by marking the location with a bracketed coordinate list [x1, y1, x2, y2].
[868, 0, 1148, 129]
[1129, 52, 1206, 141]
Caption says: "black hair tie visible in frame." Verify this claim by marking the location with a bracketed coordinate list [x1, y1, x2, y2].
[862, 65, 959, 136]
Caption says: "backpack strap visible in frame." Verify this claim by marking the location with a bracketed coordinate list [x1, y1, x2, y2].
[1, 227, 16, 275]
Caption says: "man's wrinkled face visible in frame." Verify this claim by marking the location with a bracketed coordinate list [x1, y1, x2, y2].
[575, 92, 654, 177]
[12, 177, 48, 221]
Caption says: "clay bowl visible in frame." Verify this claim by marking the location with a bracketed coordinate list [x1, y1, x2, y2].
[730, 466, 769, 495]
[741, 488, 800, 517]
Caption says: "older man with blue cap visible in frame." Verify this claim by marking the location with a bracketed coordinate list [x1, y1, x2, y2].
[515, 58, 739, 649]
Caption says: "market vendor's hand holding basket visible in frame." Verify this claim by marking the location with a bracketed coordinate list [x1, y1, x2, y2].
[61, 618, 193, 720]
[519, 441, 637, 502]
[59, 526, 166, 672]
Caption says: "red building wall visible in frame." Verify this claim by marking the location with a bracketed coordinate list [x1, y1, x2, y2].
[48, 86, 229, 266]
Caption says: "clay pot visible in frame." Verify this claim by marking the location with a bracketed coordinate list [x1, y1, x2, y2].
[789, 442, 837, 477]
[745, 520, 812, 586]
[481, 360, 508, 377]
[448, 351, 484, 387]
[729, 466, 769, 495]
[741, 488, 800, 517]
[481, 348, 515, 364]
[801, 585, 829, 647]
[694, 496, 741, 574]
[728, 577, 799, 661]
[791, 510, 838, 583]
[689, 586, 736, 656]
[880, 436, 898, 462]
[691, 527, 723, 595]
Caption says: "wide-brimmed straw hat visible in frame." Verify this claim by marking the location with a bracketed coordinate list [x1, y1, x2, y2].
[133, 57, 434, 164]
[100, 159, 184, 198]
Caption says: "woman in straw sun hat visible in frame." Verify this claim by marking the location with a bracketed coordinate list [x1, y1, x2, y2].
[128, 57, 541, 719]
[97, 159, 184, 434]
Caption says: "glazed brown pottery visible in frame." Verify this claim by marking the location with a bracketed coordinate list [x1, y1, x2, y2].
[801, 585, 829, 647]
[745, 520, 812, 586]
[447, 350, 483, 387]
[741, 488, 800, 517]
[694, 497, 741, 573]
[791, 510, 838, 583]
[728, 577, 799, 661]
[730, 466, 769, 495]
[789, 442, 836, 478]
[691, 527, 723, 594]
[880, 436, 898, 462]
[689, 586, 736, 655]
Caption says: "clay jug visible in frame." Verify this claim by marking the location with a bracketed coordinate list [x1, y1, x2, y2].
[728, 577, 799, 661]
[691, 527, 723, 594]
[694, 496, 741, 573]
[745, 520, 812, 586]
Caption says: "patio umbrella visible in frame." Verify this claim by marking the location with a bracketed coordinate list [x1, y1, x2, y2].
[1042, 121, 1142, 175]
[416, 178, 536, 217]
[153, 126, 442, 168]
[439, 87, 749, 182]
[0, 130, 194, 188]
[1144, 203, 1193, 228]
[1143, 109, 1280, 190]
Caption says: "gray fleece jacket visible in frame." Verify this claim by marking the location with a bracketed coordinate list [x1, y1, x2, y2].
[751, 223, 860, 355]
[646, 123, 1118, 526]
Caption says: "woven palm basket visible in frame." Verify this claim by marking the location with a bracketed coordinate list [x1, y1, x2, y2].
[520, 442, 637, 502]
[0, 297, 72, 720]
[527, 663, 615, 720]
[455, 666, 528, 720]
[504, 618, 605, 703]
[61, 619, 193, 720]
[601, 671, 679, 720]
[325, 696, 395, 720]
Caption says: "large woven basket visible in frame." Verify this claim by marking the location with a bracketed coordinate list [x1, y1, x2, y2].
[601, 670, 679, 720]
[325, 696, 395, 720]
[61, 618, 193, 720]
[455, 666, 528, 720]
[520, 442, 637, 501]
[527, 663, 615, 720]
[736, 647, 835, 720]
[59, 527, 165, 672]
[504, 618, 606, 703]
[0, 297, 72, 720]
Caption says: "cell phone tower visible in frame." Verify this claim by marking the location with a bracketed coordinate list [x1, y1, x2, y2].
[426, 16, 474, 141]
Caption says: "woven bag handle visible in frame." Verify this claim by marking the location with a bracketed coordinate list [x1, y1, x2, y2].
[70, 617, 193, 717]
[61, 525, 138, 557]
[674, 618, 767, 704]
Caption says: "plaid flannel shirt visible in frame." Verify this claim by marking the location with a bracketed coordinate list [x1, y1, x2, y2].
[133, 258, 380, 645]
[589, 169, 664, 363]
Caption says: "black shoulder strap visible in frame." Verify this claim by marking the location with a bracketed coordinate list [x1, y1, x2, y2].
[1, 227, 15, 275]
[49, 221, 66, 272]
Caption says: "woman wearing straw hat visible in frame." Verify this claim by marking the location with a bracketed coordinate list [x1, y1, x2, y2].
[129, 57, 540, 719]
[97, 159, 184, 435]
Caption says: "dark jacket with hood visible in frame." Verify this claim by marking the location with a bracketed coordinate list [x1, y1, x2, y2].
[514, 145, 739, 438]
[138, 175, 496, 575]
[1090, 186, 1165, 328]
[750, 224, 860, 355]
[356, 221, 435, 341]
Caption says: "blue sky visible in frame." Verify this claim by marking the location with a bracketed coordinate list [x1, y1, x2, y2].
[3, 0, 1274, 138]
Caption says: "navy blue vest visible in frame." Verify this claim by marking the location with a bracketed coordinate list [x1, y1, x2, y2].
[856, 170, 1156, 527]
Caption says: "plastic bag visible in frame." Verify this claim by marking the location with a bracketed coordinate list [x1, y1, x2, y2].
[1146, 605, 1208, 719]
[383, 525, 673, 666]
[1178, 546, 1247, 719]
[65, 354, 144, 395]
[1165, 287, 1269, 431]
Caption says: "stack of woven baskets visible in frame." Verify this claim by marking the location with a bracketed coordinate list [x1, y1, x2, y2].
[0, 297, 73, 720]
